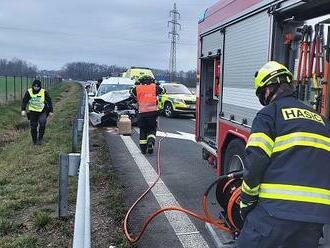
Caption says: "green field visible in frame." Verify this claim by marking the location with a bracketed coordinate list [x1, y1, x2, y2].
[0, 76, 35, 104]
[0, 76, 59, 105]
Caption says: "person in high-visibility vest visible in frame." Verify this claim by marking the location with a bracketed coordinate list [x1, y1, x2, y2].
[130, 76, 165, 154]
[21, 79, 53, 145]
[238, 61, 330, 247]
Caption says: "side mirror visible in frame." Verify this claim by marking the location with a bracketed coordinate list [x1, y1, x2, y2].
[88, 92, 95, 97]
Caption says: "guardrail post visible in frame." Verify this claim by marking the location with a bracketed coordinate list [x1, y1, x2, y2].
[5, 76, 8, 104]
[20, 76, 23, 100]
[68, 153, 81, 176]
[72, 119, 78, 153]
[58, 154, 69, 218]
[81, 105, 85, 118]
[13, 76, 16, 101]
[77, 119, 84, 132]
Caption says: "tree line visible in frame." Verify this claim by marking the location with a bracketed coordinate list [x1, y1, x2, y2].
[0, 58, 38, 76]
[62, 62, 197, 87]
[0, 59, 197, 87]
[60, 62, 127, 81]
[153, 69, 197, 87]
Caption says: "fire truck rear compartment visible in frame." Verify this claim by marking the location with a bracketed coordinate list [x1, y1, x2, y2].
[198, 2, 330, 151]
[200, 58, 218, 148]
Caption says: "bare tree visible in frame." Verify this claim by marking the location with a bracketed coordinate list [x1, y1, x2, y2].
[61, 62, 127, 80]
[0, 58, 38, 76]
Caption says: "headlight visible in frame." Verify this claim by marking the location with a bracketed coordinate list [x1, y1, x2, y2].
[170, 98, 185, 104]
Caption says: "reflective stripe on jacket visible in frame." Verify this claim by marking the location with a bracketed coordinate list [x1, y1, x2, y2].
[243, 92, 330, 224]
[28, 88, 45, 112]
[136, 84, 157, 113]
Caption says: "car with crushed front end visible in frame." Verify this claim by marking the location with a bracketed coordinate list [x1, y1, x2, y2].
[88, 77, 138, 126]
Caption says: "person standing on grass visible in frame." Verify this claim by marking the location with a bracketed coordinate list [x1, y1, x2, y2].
[21, 79, 53, 145]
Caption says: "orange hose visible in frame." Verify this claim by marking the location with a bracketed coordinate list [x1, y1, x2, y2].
[223, 178, 236, 193]
[227, 188, 241, 231]
[123, 123, 234, 244]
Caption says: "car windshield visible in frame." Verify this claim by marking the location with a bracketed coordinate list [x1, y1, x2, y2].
[164, 84, 192, 95]
[97, 84, 132, 96]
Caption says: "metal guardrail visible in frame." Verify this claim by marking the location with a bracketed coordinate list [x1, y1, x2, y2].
[73, 90, 91, 248]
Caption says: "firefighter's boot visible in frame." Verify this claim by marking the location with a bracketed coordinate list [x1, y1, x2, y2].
[147, 135, 155, 154]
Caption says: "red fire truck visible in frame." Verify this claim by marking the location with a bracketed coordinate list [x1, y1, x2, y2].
[196, 0, 330, 177]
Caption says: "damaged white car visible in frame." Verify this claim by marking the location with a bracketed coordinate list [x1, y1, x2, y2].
[89, 89, 138, 126]
[89, 77, 137, 126]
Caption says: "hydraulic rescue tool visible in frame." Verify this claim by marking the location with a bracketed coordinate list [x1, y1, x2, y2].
[321, 25, 330, 119]
[309, 24, 325, 111]
[296, 23, 328, 112]
[297, 25, 313, 102]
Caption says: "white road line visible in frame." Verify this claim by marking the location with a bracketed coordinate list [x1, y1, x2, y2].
[133, 128, 196, 143]
[120, 135, 210, 248]
[177, 131, 196, 142]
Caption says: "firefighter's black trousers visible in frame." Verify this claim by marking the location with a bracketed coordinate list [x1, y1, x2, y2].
[237, 204, 323, 248]
[29, 111, 47, 144]
[138, 115, 157, 153]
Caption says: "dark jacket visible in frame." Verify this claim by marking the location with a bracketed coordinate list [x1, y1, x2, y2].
[242, 90, 330, 224]
[21, 89, 53, 113]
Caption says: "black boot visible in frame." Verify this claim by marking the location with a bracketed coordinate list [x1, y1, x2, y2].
[38, 125, 45, 145]
[140, 143, 147, 154]
[147, 137, 155, 154]
[37, 133, 44, 145]
[31, 129, 38, 145]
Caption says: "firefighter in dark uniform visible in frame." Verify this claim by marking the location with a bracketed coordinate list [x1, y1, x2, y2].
[130, 76, 165, 154]
[21, 79, 53, 145]
[238, 61, 330, 247]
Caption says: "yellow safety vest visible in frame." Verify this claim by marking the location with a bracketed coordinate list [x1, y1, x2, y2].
[28, 88, 45, 112]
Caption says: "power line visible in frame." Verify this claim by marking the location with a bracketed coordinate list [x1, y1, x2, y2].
[0, 24, 197, 47]
[168, 2, 181, 83]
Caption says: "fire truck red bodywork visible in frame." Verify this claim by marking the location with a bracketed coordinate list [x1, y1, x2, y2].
[196, 0, 330, 176]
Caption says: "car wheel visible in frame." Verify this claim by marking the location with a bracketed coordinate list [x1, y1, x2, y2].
[223, 139, 246, 174]
[164, 102, 175, 118]
[131, 117, 138, 126]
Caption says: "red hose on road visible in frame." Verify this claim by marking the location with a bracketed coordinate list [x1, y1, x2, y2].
[123, 121, 235, 244]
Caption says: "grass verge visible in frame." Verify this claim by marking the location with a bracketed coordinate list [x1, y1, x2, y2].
[90, 129, 134, 248]
[0, 82, 81, 247]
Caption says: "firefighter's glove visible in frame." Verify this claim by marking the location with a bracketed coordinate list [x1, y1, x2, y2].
[240, 194, 258, 221]
[21, 110, 26, 117]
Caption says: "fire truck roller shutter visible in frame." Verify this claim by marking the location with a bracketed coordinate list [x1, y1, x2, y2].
[202, 30, 223, 57]
[222, 10, 271, 126]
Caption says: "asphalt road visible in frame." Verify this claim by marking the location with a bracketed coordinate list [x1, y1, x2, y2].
[104, 116, 221, 248]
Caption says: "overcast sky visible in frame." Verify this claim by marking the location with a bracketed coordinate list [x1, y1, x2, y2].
[0, 0, 216, 71]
